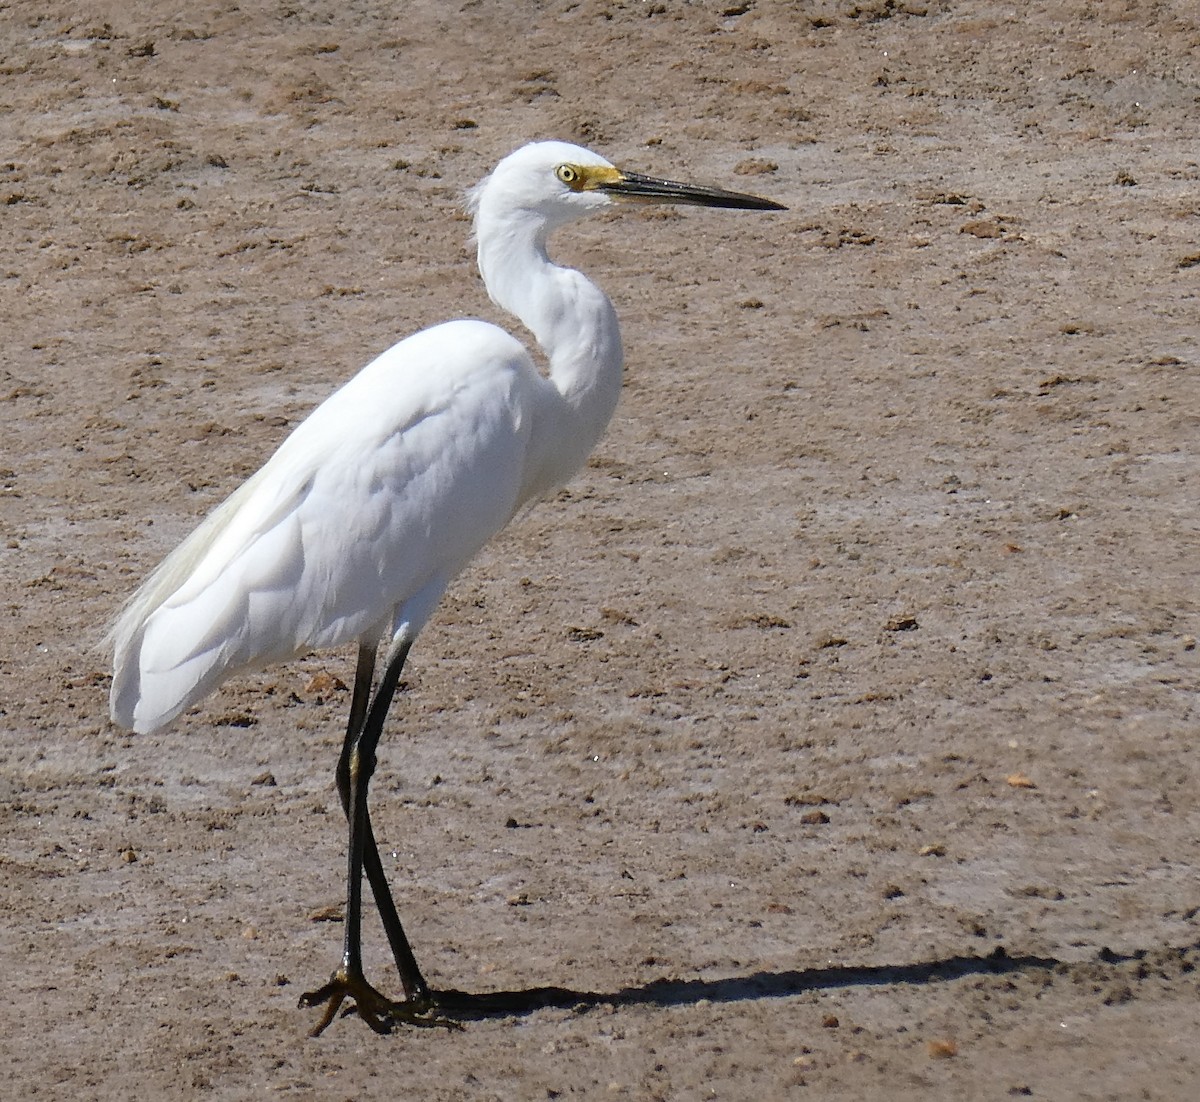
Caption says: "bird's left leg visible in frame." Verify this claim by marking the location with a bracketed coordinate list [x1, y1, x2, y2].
[299, 635, 457, 1035]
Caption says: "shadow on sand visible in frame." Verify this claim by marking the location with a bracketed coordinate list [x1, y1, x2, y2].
[430, 944, 1118, 1021]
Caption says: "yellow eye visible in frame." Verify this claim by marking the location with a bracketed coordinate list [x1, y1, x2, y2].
[555, 164, 580, 188]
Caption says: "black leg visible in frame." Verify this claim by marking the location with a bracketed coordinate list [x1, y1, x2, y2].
[335, 643, 430, 1000]
[299, 635, 455, 1035]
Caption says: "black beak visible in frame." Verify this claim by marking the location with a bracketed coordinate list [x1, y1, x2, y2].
[600, 170, 786, 211]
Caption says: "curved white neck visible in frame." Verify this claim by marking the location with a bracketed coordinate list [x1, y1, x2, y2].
[476, 213, 624, 487]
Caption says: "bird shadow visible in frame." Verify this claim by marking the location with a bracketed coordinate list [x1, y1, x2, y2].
[430, 944, 1112, 1021]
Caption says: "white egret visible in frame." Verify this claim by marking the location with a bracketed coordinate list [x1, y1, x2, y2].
[108, 140, 784, 1034]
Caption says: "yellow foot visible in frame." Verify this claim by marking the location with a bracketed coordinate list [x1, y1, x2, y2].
[299, 969, 462, 1036]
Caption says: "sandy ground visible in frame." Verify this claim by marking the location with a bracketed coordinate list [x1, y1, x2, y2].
[2, 0, 1199, 1097]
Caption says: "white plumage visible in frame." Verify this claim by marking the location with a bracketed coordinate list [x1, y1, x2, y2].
[110, 320, 539, 732]
[109, 143, 630, 733]
[106, 139, 783, 1033]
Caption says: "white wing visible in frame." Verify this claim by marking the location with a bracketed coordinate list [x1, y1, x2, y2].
[110, 319, 540, 733]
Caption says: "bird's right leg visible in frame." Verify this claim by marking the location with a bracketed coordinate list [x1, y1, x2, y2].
[299, 636, 456, 1034]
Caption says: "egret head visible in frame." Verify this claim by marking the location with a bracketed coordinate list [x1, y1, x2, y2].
[469, 140, 785, 235]
[469, 141, 620, 231]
